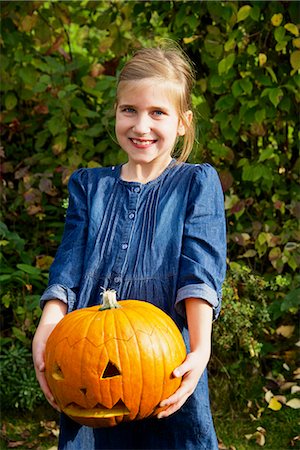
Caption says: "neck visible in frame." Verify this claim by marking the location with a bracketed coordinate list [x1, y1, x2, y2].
[121, 157, 173, 184]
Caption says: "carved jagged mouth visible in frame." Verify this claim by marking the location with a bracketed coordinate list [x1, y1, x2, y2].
[63, 399, 130, 418]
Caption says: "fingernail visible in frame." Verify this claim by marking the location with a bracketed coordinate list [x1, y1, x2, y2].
[174, 369, 180, 377]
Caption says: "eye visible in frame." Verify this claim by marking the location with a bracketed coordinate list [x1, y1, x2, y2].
[121, 107, 135, 114]
[152, 110, 165, 117]
[101, 361, 121, 379]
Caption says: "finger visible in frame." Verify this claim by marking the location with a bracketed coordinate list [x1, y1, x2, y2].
[158, 395, 188, 419]
[160, 380, 191, 408]
[173, 355, 194, 378]
[36, 368, 61, 411]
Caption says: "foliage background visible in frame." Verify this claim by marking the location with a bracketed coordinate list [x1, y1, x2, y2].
[0, 0, 299, 448]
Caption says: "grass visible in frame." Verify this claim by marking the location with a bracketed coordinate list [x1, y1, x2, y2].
[210, 371, 300, 450]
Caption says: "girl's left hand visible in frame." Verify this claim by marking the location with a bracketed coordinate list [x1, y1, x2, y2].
[157, 350, 206, 419]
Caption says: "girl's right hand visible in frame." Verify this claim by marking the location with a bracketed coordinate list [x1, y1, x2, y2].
[32, 299, 67, 411]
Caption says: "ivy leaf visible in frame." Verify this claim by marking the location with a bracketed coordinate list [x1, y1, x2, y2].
[237, 5, 252, 23]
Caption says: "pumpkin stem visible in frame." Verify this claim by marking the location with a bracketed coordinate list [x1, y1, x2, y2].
[100, 289, 121, 310]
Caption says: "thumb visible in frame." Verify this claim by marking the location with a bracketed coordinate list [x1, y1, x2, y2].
[173, 357, 192, 378]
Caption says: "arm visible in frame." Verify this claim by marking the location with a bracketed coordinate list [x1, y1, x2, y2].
[32, 299, 67, 410]
[158, 298, 212, 418]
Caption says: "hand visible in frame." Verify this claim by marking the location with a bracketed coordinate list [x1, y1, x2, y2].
[157, 350, 207, 419]
[32, 299, 67, 411]
[33, 323, 61, 411]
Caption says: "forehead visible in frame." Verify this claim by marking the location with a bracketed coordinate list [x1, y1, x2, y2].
[117, 79, 179, 109]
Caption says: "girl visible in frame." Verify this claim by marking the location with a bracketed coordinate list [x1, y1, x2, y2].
[33, 45, 226, 450]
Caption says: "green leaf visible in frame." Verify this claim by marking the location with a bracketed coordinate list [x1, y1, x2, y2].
[281, 288, 300, 311]
[47, 115, 67, 136]
[19, 66, 38, 86]
[265, 67, 278, 83]
[258, 147, 274, 162]
[237, 5, 252, 23]
[215, 94, 235, 111]
[240, 78, 253, 95]
[274, 27, 286, 42]
[269, 88, 284, 107]
[218, 54, 235, 75]
[255, 109, 266, 123]
[16, 264, 41, 275]
[4, 92, 17, 110]
[232, 80, 243, 98]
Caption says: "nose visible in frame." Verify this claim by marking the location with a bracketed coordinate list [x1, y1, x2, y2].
[132, 113, 151, 135]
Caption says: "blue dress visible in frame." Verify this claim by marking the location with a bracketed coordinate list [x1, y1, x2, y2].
[41, 160, 226, 450]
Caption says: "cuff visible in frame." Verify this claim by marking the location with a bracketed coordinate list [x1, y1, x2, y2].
[175, 283, 221, 321]
[40, 284, 76, 312]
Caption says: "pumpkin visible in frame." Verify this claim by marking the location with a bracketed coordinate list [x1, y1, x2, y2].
[45, 290, 186, 428]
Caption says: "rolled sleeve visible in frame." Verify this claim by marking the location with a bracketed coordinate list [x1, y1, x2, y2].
[175, 283, 221, 320]
[40, 284, 77, 312]
[176, 164, 226, 320]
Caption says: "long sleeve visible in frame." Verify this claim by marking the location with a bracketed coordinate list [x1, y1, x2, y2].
[175, 164, 227, 320]
[40, 169, 89, 310]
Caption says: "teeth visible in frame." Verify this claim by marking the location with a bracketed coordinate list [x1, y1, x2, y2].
[131, 139, 154, 145]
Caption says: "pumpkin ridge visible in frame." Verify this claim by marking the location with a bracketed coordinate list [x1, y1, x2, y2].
[122, 305, 160, 417]
[118, 306, 144, 418]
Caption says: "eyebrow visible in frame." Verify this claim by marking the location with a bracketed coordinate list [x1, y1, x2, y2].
[118, 104, 169, 112]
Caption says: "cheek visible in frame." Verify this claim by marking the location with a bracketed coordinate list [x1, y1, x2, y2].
[115, 117, 129, 139]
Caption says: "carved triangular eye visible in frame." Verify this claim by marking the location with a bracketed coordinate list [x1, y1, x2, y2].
[102, 361, 121, 378]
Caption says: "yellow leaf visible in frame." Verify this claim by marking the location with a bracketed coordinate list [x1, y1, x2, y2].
[276, 325, 295, 338]
[284, 23, 299, 36]
[259, 53, 267, 66]
[286, 398, 300, 409]
[268, 397, 282, 411]
[291, 50, 300, 70]
[183, 36, 198, 44]
[292, 37, 300, 48]
[271, 13, 283, 27]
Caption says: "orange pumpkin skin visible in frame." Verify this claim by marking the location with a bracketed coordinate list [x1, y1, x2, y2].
[45, 299, 186, 428]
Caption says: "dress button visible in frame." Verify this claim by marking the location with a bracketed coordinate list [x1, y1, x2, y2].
[114, 277, 121, 284]
[122, 243, 128, 250]
[128, 212, 135, 220]
[134, 187, 141, 193]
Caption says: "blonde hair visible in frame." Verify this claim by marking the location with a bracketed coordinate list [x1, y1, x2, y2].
[116, 45, 195, 163]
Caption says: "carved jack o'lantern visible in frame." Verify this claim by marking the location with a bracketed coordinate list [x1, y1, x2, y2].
[45, 291, 186, 427]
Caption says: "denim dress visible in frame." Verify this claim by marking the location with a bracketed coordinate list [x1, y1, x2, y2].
[41, 160, 226, 450]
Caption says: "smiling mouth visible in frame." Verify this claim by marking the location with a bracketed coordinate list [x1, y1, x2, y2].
[63, 399, 130, 418]
[130, 138, 157, 147]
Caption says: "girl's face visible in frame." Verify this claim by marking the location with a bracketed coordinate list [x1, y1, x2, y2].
[115, 79, 187, 168]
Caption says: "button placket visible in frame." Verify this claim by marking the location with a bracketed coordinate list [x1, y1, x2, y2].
[111, 184, 142, 283]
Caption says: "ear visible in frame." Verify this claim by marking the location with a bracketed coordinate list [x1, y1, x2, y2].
[177, 110, 193, 136]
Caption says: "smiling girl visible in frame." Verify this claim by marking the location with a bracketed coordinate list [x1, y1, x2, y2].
[33, 45, 226, 449]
